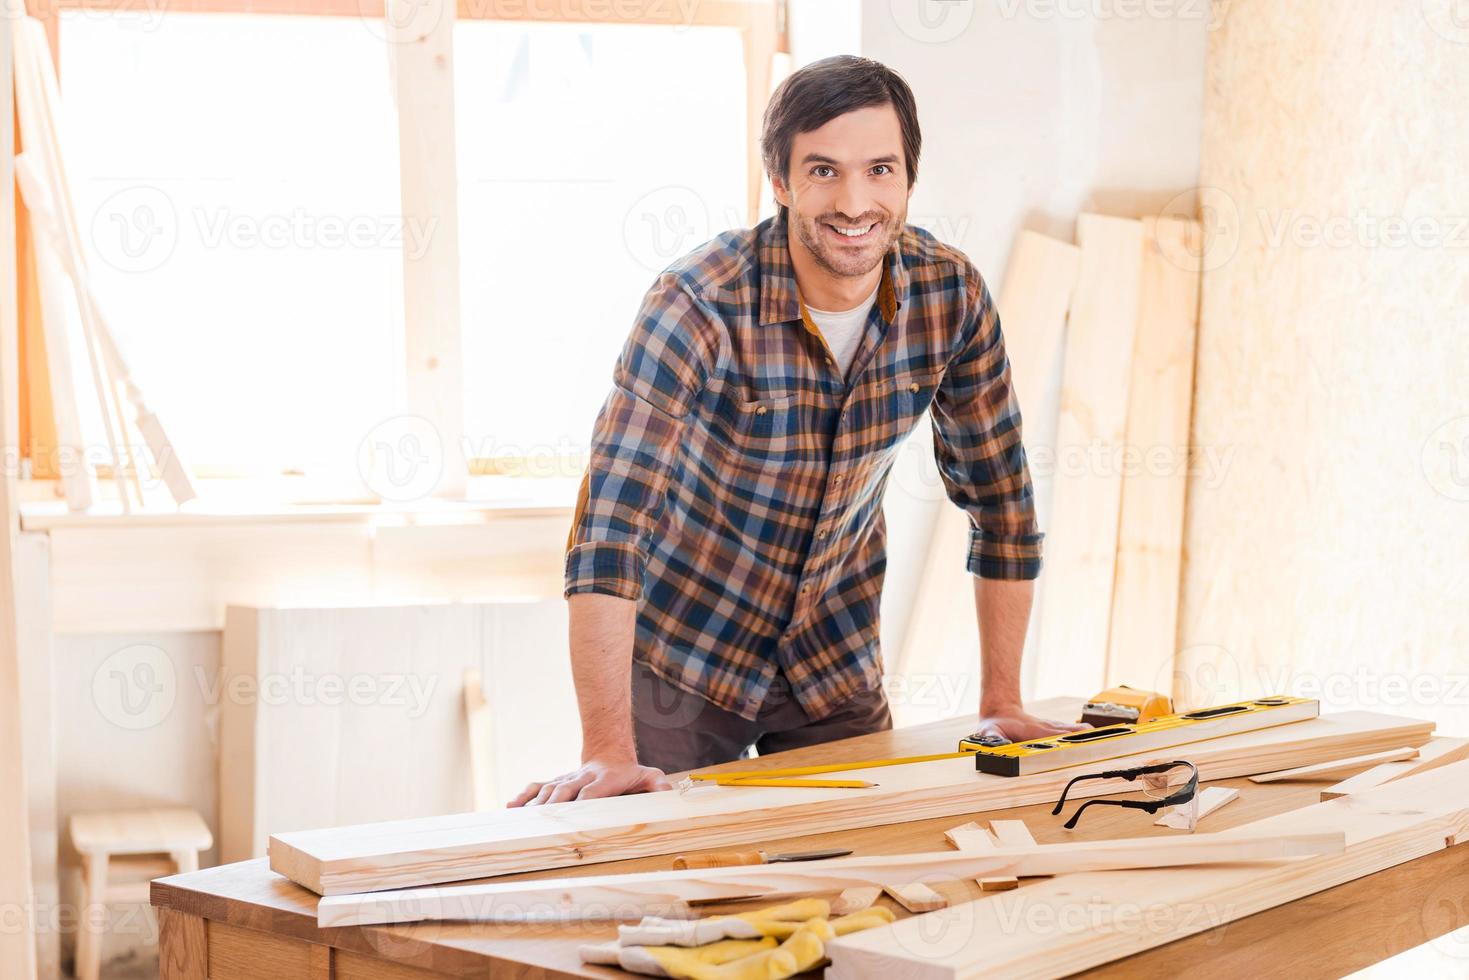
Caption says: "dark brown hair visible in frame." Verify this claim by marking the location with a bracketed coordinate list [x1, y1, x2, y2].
[760, 55, 921, 221]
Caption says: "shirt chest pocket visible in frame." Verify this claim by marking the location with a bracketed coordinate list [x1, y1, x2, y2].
[868, 368, 945, 444]
[705, 389, 832, 475]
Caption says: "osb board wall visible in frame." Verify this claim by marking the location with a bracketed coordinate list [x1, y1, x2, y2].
[1178, 1, 1469, 734]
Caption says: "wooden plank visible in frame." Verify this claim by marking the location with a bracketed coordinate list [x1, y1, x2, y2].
[318, 830, 1344, 927]
[157, 908, 207, 980]
[1321, 736, 1469, 801]
[386, 0, 467, 498]
[1249, 746, 1418, 783]
[0, 15, 38, 978]
[1104, 216, 1201, 692]
[1033, 214, 1145, 698]
[10, 19, 96, 512]
[897, 231, 1081, 695]
[269, 708, 1432, 895]
[827, 757, 1469, 979]
[13, 532, 55, 977]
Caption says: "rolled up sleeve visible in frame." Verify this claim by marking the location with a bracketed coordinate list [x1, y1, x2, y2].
[564, 273, 715, 599]
[930, 269, 1044, 580]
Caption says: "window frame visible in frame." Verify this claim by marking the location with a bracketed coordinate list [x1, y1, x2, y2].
[23, 0, 789, 494]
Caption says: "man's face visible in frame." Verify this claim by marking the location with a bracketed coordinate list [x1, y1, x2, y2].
[773, 104, 912, 280]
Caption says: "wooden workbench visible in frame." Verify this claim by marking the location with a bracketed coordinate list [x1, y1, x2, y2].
[151, 713, 1469, 978]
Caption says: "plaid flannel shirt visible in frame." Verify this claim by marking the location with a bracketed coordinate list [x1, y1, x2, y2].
[565, 211, 1042, 722]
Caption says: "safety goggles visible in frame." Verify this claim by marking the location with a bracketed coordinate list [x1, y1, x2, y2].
[1050, 760, 1200, 830]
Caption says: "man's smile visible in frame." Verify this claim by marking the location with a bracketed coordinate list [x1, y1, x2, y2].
[823, 220, 880, 243]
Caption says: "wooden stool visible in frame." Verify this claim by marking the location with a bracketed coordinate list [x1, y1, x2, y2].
[69, 807, 212, 980]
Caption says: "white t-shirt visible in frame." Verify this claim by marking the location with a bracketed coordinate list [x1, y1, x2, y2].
[804, 280, 881, 380]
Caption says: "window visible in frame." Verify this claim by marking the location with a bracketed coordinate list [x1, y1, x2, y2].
[61, 11, 403, 474]
[454, 21, 748, 465]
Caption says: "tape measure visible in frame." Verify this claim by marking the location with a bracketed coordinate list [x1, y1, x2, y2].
[962, 696, 1318, 777]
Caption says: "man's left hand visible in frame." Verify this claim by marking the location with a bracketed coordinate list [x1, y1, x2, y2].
[971, 708, 1090, 744]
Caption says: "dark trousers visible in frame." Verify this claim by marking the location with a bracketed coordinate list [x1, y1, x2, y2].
[630, 658, 893, 774]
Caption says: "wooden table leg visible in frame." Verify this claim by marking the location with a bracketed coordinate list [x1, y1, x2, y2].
[157, 908, 206, 980]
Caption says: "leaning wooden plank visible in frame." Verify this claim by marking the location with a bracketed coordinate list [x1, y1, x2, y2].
[10, 23, 94, 512]
[1248, 746, 1418, 783]
[0, 14, 41, 978]
[897, 230, 1081, 688]
[1321, 736, 1469, 801]
[268, 709, 1432, 895]
[1033, 215, 1145, 698]
[827, 758, 1469, 980]
[316, 831, 1345, 927]
[1104, 217, 1202, 691]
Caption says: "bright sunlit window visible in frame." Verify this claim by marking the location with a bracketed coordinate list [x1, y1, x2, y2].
[454, 21, 748, 469]
[61, 11, 404, 476]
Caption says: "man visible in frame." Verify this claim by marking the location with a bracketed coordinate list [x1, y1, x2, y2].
[510, 55, 1083, 808]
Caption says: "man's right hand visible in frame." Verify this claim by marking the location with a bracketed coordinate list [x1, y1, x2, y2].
[507, 758, 671, 808]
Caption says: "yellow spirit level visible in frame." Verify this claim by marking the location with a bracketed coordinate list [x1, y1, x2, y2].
[960, 696, 1319, 777]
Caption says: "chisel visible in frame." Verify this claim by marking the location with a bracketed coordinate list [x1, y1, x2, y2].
[671, 848, 851, 870]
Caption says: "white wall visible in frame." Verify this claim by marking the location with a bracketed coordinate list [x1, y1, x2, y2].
[861, 0, 1209, 718]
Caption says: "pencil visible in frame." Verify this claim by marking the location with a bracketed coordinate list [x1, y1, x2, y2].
[713, 778, 877, 788]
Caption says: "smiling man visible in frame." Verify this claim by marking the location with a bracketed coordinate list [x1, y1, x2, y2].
[511, 55, 1083, 808]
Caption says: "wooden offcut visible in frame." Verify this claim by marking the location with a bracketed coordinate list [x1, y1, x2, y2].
[942, 821, 1015, 890]
[1320, 736, 1469, 801]
[1033, 215, 1145, 698]
[270, 708, 1431, 895]
[884, 882, 948, 912]
[827, 757, 1469, 979]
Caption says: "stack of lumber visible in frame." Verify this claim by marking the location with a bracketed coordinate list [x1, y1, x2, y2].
[826, 756, 1469, 978]
[267, 707, 1431, 896]
[900, 215, 1203, 707]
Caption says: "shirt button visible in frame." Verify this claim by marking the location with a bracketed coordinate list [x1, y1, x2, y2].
[756, 405, 768, 415]
[817, 528, 829, 539]
[909, 381, 920, 393]
[834, 474, 844, 484]
[800, 584, 811, 594]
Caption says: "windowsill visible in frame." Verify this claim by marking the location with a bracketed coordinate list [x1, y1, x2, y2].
[18, 474, 579, 532]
